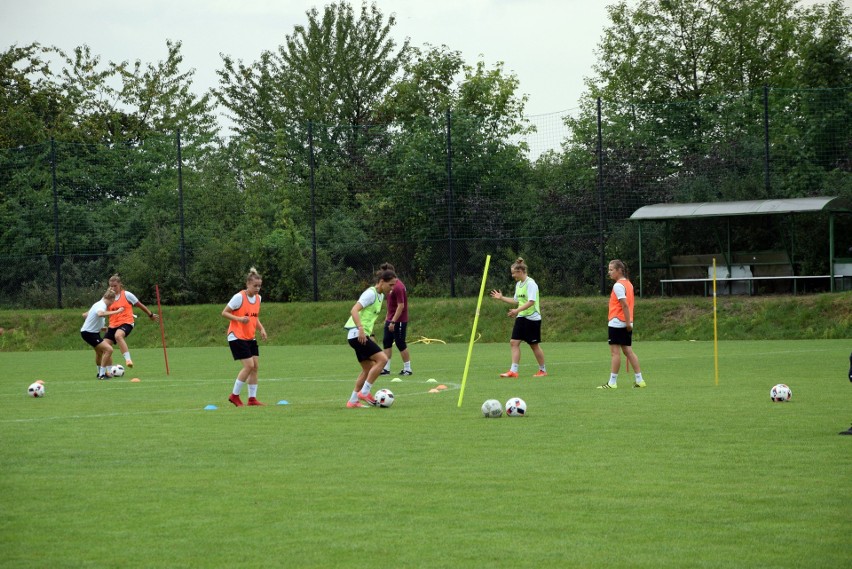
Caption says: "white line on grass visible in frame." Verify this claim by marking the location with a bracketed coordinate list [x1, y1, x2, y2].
[1, 379, 461, 424]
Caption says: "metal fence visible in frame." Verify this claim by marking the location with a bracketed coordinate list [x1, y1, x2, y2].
[1, 87, 849, 308]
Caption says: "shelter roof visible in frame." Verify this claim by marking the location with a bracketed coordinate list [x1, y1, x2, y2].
[630, 197, 852, 221]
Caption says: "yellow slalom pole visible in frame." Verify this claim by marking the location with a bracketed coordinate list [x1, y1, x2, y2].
[713, 258, 719, 386]
[458, 254, 491, 407]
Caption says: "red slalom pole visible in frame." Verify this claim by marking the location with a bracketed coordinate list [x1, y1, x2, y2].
[155, 284, 170, 375]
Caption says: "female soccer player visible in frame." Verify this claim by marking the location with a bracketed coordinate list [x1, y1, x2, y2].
[490, 257, 547, 378]
[81, 288, 124, 379]
[379, 262, 413, 377]
[598, 259, 646, 389]
[104, 274, 158, 368]
[222, 267, 268, 407]
[344, 268, 397, 407]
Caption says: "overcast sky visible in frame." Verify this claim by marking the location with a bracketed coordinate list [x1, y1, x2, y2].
[1, 0, 617, 117]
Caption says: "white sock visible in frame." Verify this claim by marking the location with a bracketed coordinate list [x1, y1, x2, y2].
[384, 359, 391, 372]
[360, 381, 373, 395]
[403, 361, 411, 372]
[98, 366, 105, 375]
[248, 384, 258, 398]
[123, 352, 131, 362]
[349, 391, 359, 404]
[635, 373, 644, 383]
[539, 365, 546, 372]
[609, 373, 618, 386]
[510, 363, 519, 373]
[232, 379, 245, 395]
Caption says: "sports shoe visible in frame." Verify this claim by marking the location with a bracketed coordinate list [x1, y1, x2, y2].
[533, 370, 548, 377]
[597, 383, 617, 389]
[634, 380, 647, 388]
[499, 370, 519, 378]
[228, 393, 244, 407]
[400, 370, 413, 376]
[97, 374, 110, 381]
[839, 424, 852, 435]
[346, 401, 365, 408]
[357, 392, 377, 406]
[379, 369, 391, 375]
[125, 359, 134, 368]
[247, 397, 265, 406]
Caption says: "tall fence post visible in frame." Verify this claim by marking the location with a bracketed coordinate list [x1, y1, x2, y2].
[50, 137, 62, 308]
[596, 97, 606, 295]
[177, 130, 186, 281]
[309, 120, 319, 302]
[763, 84, 771, 197]
[446, 109, 456, 298]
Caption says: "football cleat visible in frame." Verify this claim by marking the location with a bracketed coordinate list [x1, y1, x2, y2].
[357, 392, 377, 406]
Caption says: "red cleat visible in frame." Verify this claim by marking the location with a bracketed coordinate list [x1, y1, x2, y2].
[533, 370, 548, 377]
[357, 392, 377, 406]
[247, 397, 265, 406]
[228, 393, 244, 407]
[499, 370, 519, 378]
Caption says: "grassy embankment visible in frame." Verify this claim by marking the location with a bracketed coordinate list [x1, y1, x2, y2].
[1, 292, 849, 351]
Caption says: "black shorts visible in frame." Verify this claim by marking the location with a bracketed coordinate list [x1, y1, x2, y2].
[511, 317, 542, 345]
[104, 324, 134, 343]
[349, 336, 383, 362]
[81, 331, 105, 348]
[229, 338, 259, 360]
[382, 321, 408, 351]
[608, 326, 633, 347]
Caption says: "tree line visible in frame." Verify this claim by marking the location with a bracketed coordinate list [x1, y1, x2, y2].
[1, 0, 850, 307]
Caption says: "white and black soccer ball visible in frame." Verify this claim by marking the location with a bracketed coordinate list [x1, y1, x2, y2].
[110, 365, 125, 377]
[505, 397, 527, 417]
[375, 388, 395, 408]
[770, 383, 792, 402]
[27, 382, 45, 398]
[481, 399, 503, 418]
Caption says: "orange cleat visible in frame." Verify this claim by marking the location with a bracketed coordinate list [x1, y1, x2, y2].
[357, 392, 377, 406]
[499, 370, 519, 378]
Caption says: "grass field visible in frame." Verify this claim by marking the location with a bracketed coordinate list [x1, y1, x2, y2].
[2, 339, 851, 568]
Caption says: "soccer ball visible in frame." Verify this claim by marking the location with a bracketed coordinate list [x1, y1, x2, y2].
[481, 399, 503, 418]
[110, 365, 125, 377]
[770, 384, 792, 402]
[27, 382, 45, 398]
[505, 397, 527, 417]
[375, 388, 395, 408]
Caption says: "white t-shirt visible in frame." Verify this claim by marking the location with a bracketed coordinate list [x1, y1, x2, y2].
[81, 299, 108, 333]
[346, 288, 381, 340]
[514, 278, 541, 321]
[123, 291, 140, 306]
[608, 282, 629, 328]
[226, 292, 260, 341]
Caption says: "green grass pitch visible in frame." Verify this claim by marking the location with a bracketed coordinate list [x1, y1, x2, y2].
[2, 340, 851, 568]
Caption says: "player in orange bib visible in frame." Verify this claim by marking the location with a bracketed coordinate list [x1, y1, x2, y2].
[222, 267, 268, 407]
[104, 274, 159, 369]
[598, 259, 646, 389]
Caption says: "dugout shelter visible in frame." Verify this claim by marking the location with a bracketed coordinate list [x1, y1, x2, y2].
[629, 196, 852, 297]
